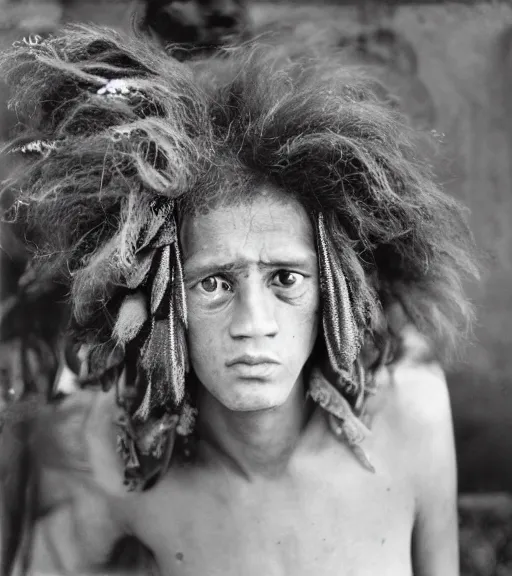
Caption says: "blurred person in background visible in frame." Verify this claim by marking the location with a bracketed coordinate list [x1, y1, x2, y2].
[142, 0, 250, 57]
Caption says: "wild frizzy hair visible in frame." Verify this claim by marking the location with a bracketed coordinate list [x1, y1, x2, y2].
[1, 24, 478, 367]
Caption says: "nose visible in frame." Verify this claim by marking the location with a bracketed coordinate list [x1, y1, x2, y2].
[229, 281, 278, 340]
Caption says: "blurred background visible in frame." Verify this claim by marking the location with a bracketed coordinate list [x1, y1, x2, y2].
[0, 0, 511, 574]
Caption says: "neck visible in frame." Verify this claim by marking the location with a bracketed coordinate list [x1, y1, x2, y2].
[196, 377, 314, 480]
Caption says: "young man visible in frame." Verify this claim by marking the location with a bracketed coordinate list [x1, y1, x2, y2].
[0, 25, 478, 576]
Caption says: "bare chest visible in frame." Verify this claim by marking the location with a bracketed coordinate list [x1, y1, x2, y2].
[136, 445, 415, 576]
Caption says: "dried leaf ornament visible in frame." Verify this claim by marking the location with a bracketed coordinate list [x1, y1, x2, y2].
[309, 367, 374, 473]
[106, 201, 190, 490]
[116, 411, 179, 490]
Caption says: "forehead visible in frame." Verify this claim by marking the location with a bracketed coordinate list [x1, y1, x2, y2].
[180, 187, 317, 266]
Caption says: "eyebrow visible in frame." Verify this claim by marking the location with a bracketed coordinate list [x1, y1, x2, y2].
[184, 255, 317, 282]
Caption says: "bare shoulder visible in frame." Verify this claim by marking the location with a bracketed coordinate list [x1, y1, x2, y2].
[33, 387, 128, 497]
[31, 385, 141, 556]
[369, 324, 457, 527]
[370, 326, 452, 436]
[389, 354, 451, 437]
[377, 330, 459, 574]
[0, 386, 136, 571]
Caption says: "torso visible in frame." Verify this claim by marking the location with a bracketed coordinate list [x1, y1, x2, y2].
[23, 349, 445, 576]
[130, 368, 420, 576]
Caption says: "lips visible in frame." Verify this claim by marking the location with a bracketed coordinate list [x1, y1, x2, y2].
[226, 354, 280, 367]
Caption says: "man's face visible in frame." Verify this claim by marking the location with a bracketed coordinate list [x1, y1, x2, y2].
[181, 188, 320, 412]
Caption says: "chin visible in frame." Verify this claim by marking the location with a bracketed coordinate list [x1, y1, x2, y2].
[221, 380, 292, 412]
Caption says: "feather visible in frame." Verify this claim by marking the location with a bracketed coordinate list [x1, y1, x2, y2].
[151, 216, 177, 250]
[176, 319, 190, 374]
[167, 271, 186, 406]
[125, 248, 156, 290]
[133, 378, 152, 422]
[113, 292, 148, 344]
[140, 316, 155, 360]
[140, 319, 172, 406]
[317, 213, 359, 373]
[151, 246, 170, 315]
[172, 240, 188, 328]
[136, 201, 174, 253]
[331, 261, 359, 368]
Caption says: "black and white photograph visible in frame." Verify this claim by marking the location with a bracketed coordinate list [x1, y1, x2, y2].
[0, 1, 511, 575]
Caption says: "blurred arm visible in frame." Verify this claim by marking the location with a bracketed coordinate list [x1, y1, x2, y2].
[410, 368, 459, 576]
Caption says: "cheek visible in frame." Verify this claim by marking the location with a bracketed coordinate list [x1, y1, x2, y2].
[280, 287, 320, 348]
[186, 309, 228, 381]
[187, 314, 214, 363]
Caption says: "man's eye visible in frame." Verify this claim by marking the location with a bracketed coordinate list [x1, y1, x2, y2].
[200, 276, 232, 293]
[273, 271, 303, 287]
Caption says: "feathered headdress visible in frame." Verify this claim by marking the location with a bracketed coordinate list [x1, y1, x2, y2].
[0, 28, 213, 489]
